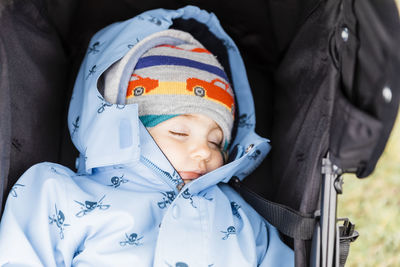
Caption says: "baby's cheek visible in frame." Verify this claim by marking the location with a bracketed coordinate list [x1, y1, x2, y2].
[210, 151, 224, 171]
[163, 143, 188, 169]
[151, 136, 177, 161]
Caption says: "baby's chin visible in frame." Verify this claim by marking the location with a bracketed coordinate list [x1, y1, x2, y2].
[179, 171, 203, 184]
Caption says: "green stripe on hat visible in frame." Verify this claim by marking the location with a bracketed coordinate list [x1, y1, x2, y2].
[139, 114, 179, 127]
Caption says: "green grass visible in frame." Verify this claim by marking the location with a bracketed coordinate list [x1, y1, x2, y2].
[337, 110, 400, 266]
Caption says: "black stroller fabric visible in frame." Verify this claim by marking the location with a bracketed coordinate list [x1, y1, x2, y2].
[0, 0, 399, 266]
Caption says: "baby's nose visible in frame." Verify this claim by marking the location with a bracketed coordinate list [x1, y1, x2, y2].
[190, 141, 212, 161]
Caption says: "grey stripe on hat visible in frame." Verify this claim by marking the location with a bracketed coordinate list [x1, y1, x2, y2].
[104, 30, 204, 104]
[133, 65, 230, 84]
[141, 45, 222, 66]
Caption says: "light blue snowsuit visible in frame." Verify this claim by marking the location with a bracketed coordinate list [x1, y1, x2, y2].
[0, 6, 294, 267]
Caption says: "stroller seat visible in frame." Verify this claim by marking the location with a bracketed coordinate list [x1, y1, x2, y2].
[1, 0, 399, 266]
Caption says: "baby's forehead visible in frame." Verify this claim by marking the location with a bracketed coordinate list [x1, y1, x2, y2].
[167, 114, 221, 130]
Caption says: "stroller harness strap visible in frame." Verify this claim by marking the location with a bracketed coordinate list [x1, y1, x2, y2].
[229, 177, 316, 240]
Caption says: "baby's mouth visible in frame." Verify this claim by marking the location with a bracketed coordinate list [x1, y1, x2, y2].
[178, 171, 203, 183]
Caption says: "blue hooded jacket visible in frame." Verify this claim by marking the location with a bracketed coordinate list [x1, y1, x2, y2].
[0, 6, 293, 267]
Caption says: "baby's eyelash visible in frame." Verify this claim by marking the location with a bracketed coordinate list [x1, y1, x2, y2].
[169, 131, 188, 136]
[209, 141, 222, 147]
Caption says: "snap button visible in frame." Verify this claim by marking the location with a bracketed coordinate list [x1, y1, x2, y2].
[382, 86, 392, 103]
[341, 27, 349, 42]
[172, 204, 180, 219]
[245, 144, 254, 153]
[75, 158, 80, 169]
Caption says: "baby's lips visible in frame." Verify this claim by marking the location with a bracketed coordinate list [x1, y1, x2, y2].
[178, 171, 202, 180]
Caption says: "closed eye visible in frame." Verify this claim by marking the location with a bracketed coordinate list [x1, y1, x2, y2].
[169, 131, 188, 136]
[209, 140, 222, 148]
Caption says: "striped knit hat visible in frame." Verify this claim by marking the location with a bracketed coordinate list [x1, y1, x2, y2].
[104, 30, 235, 150]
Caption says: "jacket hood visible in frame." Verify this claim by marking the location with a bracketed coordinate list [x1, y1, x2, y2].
[68, 6, 270, 188]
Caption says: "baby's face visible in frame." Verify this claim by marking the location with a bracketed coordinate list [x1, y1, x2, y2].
[148, 114, 224, 184]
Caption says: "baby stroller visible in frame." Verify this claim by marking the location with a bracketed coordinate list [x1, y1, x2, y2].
[0, 0, 399, 266]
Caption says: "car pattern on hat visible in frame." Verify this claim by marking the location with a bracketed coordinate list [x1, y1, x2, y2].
[186, 77, 234, 113]
[126, 75, 234, 113]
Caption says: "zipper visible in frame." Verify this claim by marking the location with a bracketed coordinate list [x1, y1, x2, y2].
[141, 156, 185, 194]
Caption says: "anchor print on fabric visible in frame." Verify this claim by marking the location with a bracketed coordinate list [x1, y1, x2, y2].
[108, 175, 129, 188]
[127, 38, 140, 49]
[88, 41, 102, 54]
[10, 183, 25, 198]
[221, 226, 236, 240]
[86, 65, 97, 80]
[72, 116, 80, 136]
[97, 96, 113, 113]
[49, 204, 70, 239]
[120, 233, 143, 246]
[157, 191, 176, 209]
[230, 201, 241, 219]
[75, 195, 110, 217]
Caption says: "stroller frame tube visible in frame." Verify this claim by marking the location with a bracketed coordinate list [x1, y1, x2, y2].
[314, 154, 342, 267]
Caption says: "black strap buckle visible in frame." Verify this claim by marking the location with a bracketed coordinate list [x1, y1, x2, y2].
[338, 218, 359, 242]
[337, 218, 359, 267]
